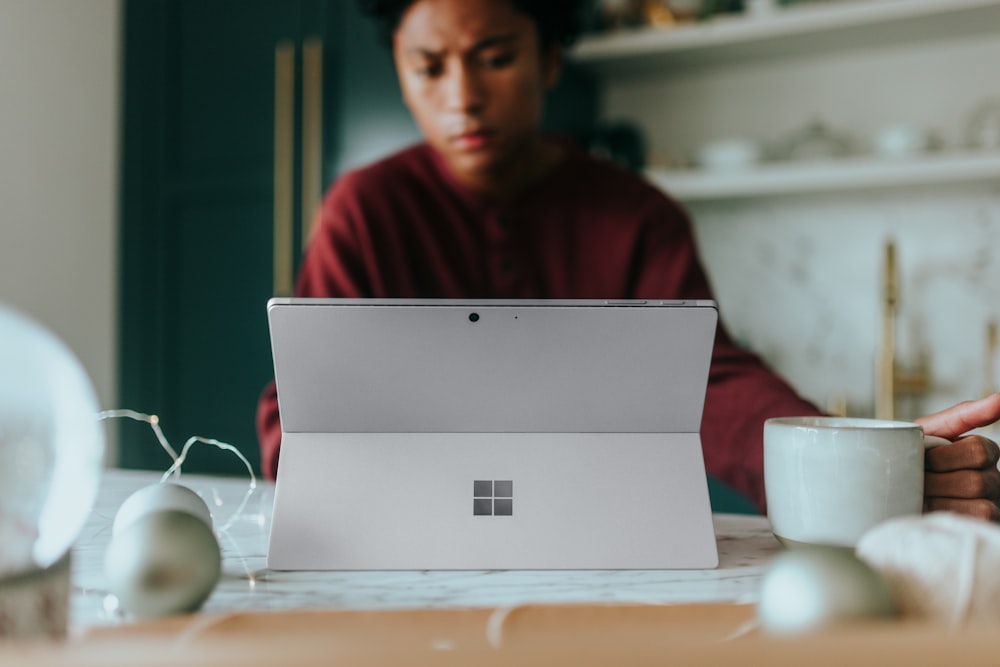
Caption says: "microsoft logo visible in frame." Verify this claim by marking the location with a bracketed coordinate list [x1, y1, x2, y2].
[473, 480, 513, 516]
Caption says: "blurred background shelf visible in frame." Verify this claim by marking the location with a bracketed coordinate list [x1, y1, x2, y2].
[646, 150, 1000, 201]
[571, 0, 1000, 76]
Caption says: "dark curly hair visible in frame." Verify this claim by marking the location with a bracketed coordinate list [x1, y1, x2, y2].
[356, 0, 585, 51]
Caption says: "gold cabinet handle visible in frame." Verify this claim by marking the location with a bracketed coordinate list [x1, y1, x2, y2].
[273, 41, 296, 296]
[301, 37, 324, 250]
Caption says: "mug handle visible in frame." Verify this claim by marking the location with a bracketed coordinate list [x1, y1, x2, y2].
[923, 434, 952, 449]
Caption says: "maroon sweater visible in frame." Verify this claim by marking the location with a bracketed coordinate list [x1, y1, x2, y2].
[256, 141, 820, 511]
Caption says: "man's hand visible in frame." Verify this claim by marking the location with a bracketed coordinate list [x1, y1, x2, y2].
[915, 393, 1000, 522]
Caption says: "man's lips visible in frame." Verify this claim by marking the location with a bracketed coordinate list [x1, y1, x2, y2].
[451, 129, 494, 150]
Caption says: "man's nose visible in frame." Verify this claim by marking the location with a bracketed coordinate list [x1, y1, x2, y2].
[444, 63, 485, 113]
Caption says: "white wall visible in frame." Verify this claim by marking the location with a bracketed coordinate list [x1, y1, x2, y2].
[602, 31, 1000, 424]
[0, 2, 121, 440]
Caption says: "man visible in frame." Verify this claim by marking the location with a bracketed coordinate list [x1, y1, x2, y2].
[257, 0, 1000, 518]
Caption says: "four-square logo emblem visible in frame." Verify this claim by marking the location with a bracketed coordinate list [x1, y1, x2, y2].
[473, 480, 513, 516]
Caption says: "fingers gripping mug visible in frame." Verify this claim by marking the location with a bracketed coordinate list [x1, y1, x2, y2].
[764, 417, 947, 548]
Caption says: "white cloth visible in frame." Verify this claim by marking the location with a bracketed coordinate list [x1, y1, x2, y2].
[856, 512, 1000, 626]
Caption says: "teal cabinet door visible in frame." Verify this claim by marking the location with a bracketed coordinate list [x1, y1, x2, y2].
[120, 0, 338, 474]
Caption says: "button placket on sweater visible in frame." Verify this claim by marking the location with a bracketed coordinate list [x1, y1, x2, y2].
[487, 210, 521, 295]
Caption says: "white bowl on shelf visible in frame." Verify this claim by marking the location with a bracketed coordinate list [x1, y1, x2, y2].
[874, 124, 930, 159]
[696, 139, 763, 171]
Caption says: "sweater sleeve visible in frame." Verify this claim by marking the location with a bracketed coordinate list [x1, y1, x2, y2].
[256, 179, 371, 479]
[631, 195, 823, 513]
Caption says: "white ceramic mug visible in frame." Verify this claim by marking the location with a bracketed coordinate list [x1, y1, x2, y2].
[764, 417, 947, 548]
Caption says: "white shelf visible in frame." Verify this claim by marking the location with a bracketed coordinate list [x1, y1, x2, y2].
[646, 151, 1000, 201]
[572, 0, 1000, 76]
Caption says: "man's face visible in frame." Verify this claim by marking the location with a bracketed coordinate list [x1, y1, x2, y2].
[393, 0, 560, 185]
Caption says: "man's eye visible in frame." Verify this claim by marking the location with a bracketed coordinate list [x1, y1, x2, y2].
[415, 63, 443, 77]
[482, 53, 514, 68]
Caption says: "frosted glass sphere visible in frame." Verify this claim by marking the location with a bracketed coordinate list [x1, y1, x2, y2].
[0, 305, 104, 576]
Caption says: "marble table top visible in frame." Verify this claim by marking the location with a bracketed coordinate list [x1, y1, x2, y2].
[71, 469, 782, 632]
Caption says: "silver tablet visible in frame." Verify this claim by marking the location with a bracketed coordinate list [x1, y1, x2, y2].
[267, 298, 719, 570]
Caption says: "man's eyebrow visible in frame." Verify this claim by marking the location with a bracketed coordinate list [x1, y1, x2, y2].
[405, 33, 520, 58]
[470, 33, 519, 50]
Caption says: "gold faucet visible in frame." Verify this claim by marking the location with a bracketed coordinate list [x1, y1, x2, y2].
[875, 240, 930, 420]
